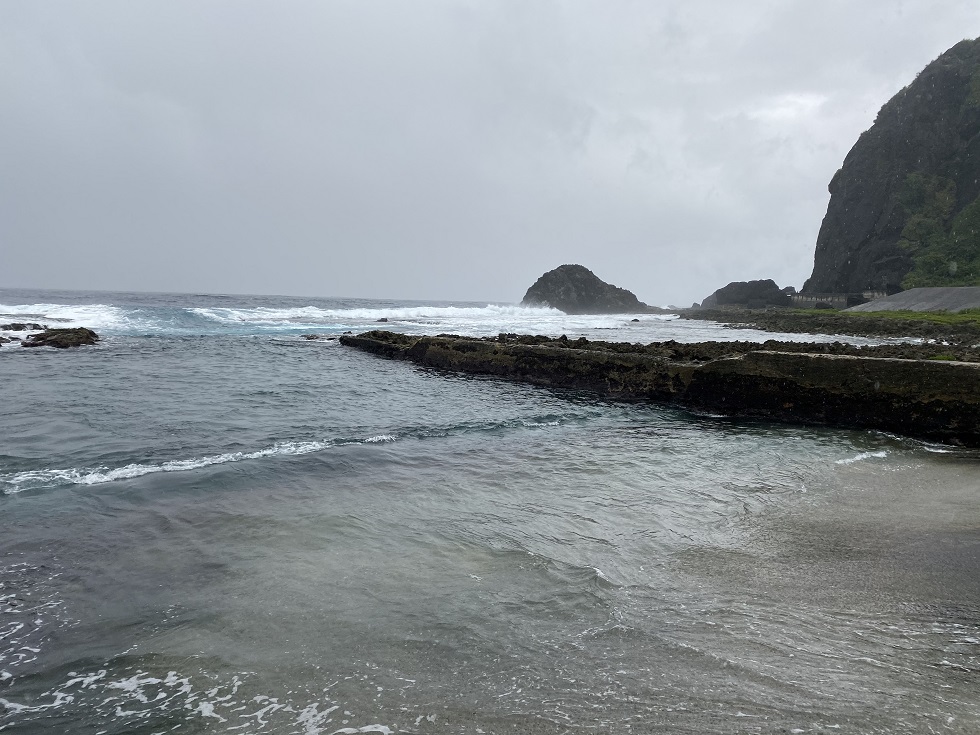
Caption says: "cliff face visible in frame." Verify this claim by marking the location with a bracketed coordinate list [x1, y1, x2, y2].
[803, 38, 980, 294]
[521, 264, 647, 314]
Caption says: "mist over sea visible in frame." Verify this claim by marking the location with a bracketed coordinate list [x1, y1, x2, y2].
[2, 288, 979, 734]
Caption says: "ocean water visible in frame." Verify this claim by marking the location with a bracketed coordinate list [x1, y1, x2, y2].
[1, 288, 979, 734]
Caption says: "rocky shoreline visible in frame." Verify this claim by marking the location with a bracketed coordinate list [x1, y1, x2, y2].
[682, 308, 980, 345]
[341, 330, 980, 447]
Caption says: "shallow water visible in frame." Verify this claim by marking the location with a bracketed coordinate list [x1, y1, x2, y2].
[2, 289, 979, 734]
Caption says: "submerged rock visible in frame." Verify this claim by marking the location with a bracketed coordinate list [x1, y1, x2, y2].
[22, 328, 99, 349]
[521, 264, 648, 314]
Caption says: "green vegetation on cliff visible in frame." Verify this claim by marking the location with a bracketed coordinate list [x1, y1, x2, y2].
[841, 308, 980, 327]
[899, 173, 980, 287]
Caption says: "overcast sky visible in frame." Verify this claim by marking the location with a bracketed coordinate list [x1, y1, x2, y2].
[2, 2, 979, 306]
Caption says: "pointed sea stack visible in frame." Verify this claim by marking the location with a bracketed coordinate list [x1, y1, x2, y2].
[521, 264, 648, 314]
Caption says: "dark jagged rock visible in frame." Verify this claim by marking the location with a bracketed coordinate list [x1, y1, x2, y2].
[521, 264, 648, 314]
[699, 279, 790, 309]
[341, 330, 980, 447]
[22, 328, 99, 349]
[804, 37, 980, 294]
[1, 322, 46, 331]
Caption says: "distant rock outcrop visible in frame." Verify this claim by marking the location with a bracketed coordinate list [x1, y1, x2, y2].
[521, 264, 648, 314]
[803, 37, 980, 294]
[700, 280, 791, 309]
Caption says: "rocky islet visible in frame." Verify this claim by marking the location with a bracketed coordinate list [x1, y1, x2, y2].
[521, 264, 655, 314]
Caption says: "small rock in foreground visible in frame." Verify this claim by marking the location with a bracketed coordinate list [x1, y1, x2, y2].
[22, 328, 100, 349]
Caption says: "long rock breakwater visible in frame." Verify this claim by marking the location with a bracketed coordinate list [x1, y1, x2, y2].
[340, 331, 980, 447]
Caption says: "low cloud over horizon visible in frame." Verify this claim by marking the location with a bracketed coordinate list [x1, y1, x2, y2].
[3, 1, 980, 306]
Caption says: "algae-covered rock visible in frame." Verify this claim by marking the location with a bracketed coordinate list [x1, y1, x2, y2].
[22, 328, 99, 348]
[521, 264, 648, 314]
[341, 330, 980, 446]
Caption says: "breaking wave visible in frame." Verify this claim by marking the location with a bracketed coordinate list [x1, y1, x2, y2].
[835, 450, 889, 465]
[0, 412, 575, 495]
[0, 302, 135, 331]
[1, 299, 673, 339]
[0, 436, 397, 494]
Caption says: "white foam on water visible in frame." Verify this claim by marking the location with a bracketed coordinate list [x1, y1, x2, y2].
[1, 297, 905, 344]
[191, 303, 571, 324]
[835, 450, 889, 465]
[190, 303, 673, 337]
[0, 303, 133, 331]
[1, 663, 394, 734]
[0, 436, 397, 494]
[0, 299, 684, 339]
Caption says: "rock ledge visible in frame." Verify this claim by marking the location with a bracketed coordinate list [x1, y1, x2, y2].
[341, 331, 980, 447]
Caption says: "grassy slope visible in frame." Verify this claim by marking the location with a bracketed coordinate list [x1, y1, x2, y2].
[835, 308, 980, 327]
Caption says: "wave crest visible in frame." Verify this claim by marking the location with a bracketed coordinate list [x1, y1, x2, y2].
[0, 436, 396, 494]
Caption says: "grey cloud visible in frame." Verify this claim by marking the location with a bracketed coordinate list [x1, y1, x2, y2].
[2, 1, 979, 305]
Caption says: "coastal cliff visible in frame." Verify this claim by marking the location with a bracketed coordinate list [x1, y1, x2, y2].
[341, 331, 980, 447]
[804, 37, 980, 293]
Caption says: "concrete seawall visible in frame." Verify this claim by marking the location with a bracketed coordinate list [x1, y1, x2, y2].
[340, 331, 980, 447]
